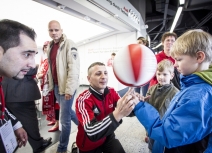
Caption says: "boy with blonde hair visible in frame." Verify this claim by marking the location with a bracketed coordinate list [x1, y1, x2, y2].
[144, 59, 179, 150]
[146, 59, 179, 118]
[133, 29, 212, 153]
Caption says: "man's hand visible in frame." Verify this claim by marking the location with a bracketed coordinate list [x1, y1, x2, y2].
[14, 128, 28, 148]
[113, 88, 135, 122]
[65, 94, 72, 100]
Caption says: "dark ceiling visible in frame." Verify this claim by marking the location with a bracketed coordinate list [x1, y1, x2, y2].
[129, 0, 212, 51]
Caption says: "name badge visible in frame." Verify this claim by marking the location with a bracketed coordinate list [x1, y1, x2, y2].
[0, 120, 18, 153]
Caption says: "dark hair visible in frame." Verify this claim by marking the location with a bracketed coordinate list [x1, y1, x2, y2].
[111, 53, 116, 56]
[161, 32, 177, 43]
[88, 62, 105, 74]
[0, 19, 36, 52]
[137, 37, 149, 47]
[137, 37, 145, 40]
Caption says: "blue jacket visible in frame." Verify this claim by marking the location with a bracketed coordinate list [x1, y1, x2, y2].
[134, 67, 212, 153]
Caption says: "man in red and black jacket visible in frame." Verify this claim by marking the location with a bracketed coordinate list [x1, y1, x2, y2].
[75, 62, 136, 153]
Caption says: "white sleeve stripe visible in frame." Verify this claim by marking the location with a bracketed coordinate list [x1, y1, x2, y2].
[78, 91, 92, 124]
[85, 116, 110, 130]
[78, 91, 112, 133]
[85, 116, 111, 132]
[86, 121, 112, 136]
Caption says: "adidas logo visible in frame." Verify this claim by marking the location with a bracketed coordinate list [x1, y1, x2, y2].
[93, 107, 99, 114]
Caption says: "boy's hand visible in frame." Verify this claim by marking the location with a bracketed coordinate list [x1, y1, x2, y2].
[132, 92, 151, 105]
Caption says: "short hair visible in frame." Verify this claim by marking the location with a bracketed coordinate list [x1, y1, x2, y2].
[137, 37, 149, 46]
[88, 62, 105, 75]
[137, 37, 145, 40]
[171, 29, 212, 62]
[161, 32, 177, 43]
[157, 59, 174, 74]
[0, 19, 36, 52]
[111, 53, 116, 56]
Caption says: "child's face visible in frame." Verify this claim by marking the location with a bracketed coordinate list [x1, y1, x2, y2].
[156, 69, 174, 85]
[174, 54, 198, 75]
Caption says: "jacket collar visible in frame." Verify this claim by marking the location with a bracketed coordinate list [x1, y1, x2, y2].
[180, 74, 205, 90]
[49, 34, 67, 47]
[89, 86, 109, 101]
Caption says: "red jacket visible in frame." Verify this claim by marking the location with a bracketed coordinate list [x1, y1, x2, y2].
[149, 51, 175, 87]
[76, 86, 121, 151]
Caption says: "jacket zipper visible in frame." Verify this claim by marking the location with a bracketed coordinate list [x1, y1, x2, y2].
[102, 96, 106, 116]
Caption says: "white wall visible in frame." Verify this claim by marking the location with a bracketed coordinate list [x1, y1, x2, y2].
[78, 32, 137, 91]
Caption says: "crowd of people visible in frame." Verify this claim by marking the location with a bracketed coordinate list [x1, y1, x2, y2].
[0, 18, 212, 153]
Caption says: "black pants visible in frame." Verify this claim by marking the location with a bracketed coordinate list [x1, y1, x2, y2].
[55, 109, 59, 120]
[79, 133, 125, 153]
[6, 102, 44, 152]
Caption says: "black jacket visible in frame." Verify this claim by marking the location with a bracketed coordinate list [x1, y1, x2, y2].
[2, 67, 41, 102]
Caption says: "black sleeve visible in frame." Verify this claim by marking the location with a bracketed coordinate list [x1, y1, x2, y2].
[85, 113, 121, 141]
[4, 108, 19, 126]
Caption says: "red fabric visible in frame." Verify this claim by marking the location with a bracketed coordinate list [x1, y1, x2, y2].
[76, 88, 120, 151]
[107, 58, 113, 67]
[40, 59, 49, 90]
[42, 90, 55, 116]
[54, 102, 60, 110]
[0, 77, 5, 119]
[149, 51, 175, 87]
[129, 44, 142, 82]
[50, 42, 59, 84]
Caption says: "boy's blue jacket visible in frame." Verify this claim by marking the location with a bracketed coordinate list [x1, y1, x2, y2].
[134, 66, 212, 153]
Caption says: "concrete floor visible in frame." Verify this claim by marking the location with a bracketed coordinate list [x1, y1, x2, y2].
[37, 117, 149, 153]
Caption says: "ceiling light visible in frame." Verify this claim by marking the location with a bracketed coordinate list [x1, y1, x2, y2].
[57, 4, 66, 10]
[141, 24, 148, 29]
[179, 0, 185, 5]
[170, 7, 183, 32]
[84, 16, 91, 21]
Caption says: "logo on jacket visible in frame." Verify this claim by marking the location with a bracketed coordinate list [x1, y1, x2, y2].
[71, 52, 77, 60]
[93, 106, 100, 116]
[109, 104, 113, 108]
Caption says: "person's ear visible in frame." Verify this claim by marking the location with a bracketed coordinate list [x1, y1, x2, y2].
[87, 75, 91, 82]
[196, 51, 205, 63]
[0, 46, 4, 61]
[170, 72, 174, 80]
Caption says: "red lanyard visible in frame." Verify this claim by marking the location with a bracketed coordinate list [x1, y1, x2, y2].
[0, 77, 5, 120]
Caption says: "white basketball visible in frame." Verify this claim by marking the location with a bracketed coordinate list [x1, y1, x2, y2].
[113, 44, 157, 87]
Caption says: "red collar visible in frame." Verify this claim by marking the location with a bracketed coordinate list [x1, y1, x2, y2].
[0, 77, 5, 120]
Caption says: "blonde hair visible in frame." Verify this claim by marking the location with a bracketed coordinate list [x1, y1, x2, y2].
[157, 59, 174, 74]
[171, 29, 212, 62]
